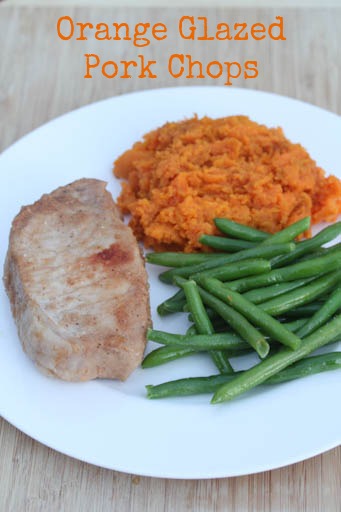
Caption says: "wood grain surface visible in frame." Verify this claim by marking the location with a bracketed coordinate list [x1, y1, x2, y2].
[0, 7, 340, 511]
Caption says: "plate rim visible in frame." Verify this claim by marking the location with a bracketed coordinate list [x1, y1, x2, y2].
[0, 85, 340, 479]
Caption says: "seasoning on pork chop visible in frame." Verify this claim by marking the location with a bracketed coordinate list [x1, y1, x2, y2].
[3, 178, 151, 381]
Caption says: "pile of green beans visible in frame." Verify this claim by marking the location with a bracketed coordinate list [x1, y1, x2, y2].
[144, 216, 341, 403]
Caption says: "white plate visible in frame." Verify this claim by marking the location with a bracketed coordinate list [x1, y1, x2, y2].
[0, 87, 340, 479]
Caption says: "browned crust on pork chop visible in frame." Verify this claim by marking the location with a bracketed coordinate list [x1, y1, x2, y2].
[3, 178, 151, 381]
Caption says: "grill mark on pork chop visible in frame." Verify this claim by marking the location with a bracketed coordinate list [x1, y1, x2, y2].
[88, 242, 133, 267]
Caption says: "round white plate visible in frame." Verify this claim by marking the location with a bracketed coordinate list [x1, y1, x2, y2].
[0, 87, 340, 479]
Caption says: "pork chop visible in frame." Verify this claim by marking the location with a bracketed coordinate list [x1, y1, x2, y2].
[3, 178, 151, 381]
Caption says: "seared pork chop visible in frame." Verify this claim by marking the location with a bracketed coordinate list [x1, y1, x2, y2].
[3, 179, 151, 381]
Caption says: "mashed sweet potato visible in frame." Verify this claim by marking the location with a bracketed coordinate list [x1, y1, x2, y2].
[113, 116, 341, 252]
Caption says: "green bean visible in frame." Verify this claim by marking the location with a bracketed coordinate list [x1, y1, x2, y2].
[188, 311, 233, 333]
[146, 251, 227, 267]
[189, 315, 306, 335]
[146, 352, 341, 398]
[188, 283, 270, 358]
[188, 314, 305, 335]
[183, 278, 306, 350]
[259, 270, 341, 316]
[211, 314, 341, 403]
[209, 351, 234, 374]
[142, 345, 197, 368]
[199, 235, 255, 252]
[147, 374, 233, 398]
[159, 243, 295, 284]
[188, 307, 218, 323]
[283, 318, 308, 332]
[299, 242, 341, 262]
[243, 277, 317, 304]
[181, 279, 233, 374]
[186, 310, 306, 334]
[264, 351, 341, 383]
[223, 250, 341, 293]
[157, 288, 187, 316]
[296, 287, 341, 338]
[142, 320, 309, 372]
[159, 255, 235, 284]
[192, 258, 270, 281]
[186, 324, 197, 335]
[198, 277, 301, 350]
[147, 328, 250, 352]
[214, 218, 270, 242]
[204, 314, 307, 335]
[261, 216, 310, 245]
[281, 302, 325, 318]
[182, 280, 214, 335]
[271, 223, 341, 268]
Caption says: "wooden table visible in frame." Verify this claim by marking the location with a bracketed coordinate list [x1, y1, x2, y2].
[0, 6, 340, 511]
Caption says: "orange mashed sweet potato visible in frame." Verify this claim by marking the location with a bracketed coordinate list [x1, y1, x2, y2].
[113, 116, 341, 252]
